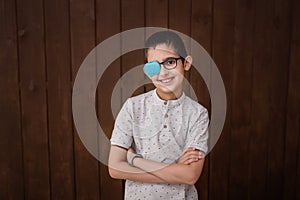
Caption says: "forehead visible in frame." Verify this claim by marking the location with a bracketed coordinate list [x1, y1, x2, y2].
[147, 44, 178, 62]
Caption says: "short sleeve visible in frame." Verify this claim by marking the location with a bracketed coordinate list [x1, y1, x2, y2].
[184, 108, 209, 154]
[110, 99, 133, 149]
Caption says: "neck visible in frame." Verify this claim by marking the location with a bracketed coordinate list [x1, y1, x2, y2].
[156, 89, 183, 100]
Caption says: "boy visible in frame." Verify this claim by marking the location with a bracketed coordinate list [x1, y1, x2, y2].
[108, 31, 209, 199]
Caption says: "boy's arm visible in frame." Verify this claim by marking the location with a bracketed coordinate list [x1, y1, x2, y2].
[132, 152, 205, 185]
[108, 145, 166, 183]
[109, 145, 203, 184]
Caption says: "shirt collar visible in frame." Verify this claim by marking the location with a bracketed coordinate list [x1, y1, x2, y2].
[152, 89, 185, 107]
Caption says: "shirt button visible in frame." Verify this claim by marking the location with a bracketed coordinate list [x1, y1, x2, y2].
[163, 125, 167, 128]
[164, 101, 167, 105]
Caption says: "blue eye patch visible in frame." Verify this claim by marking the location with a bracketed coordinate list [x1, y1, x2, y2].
[143, 61, 161, 76]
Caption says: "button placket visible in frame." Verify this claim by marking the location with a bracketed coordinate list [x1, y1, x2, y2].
[162, 101, 169, 130]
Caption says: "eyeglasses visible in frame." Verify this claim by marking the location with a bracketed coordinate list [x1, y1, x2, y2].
[144, 57, 185, 76]
[157, 57, 185, 70]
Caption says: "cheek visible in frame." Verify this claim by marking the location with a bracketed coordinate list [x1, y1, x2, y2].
[172, 66, 185, 77]
[149, 75, 158, 82]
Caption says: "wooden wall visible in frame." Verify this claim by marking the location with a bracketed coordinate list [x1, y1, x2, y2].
[0, 0, 299, 199]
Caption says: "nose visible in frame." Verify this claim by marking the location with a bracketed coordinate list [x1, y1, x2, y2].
[159, 64, 169, 76]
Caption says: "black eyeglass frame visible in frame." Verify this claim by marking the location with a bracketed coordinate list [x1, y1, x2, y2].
[152, 57, 186, 70]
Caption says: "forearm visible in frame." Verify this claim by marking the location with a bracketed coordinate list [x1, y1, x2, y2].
[108, 160, 165, 183]
[108, 145, 203, 184]
[109, 145, 166, 183]
[133, 157, 204, 185]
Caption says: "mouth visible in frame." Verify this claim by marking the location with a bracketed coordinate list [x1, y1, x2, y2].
[157, 77, 175, 84]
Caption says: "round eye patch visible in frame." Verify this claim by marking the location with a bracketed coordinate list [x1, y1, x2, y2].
[143, 61, 161, 76]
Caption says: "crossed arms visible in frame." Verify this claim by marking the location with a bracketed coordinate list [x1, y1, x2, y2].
[108, 145, 205, 185]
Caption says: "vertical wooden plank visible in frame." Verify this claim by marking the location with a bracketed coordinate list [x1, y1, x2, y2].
[265, 0, 291, 199]
[248, 0, 274, 199]
[70, 0, 100, 199]
[145, 0, 168, 28]
[228, 1, 255, 199]
[190, 0, 212, 199]
[121, 0, 145, 97]
[169, 0, 191, 35]
[145, 0, 168, 92]
[121, 0, 145, 31]
[190, 0, 212, 108]
[0, 0, 24, 198]
[96, 0, 123, 199]
[44, 0, 75, 199]
[16, 0, 50, 198]
[169, 0, 192, 96]
[209, 0, 235, 199]
[283, 0, 300, 199]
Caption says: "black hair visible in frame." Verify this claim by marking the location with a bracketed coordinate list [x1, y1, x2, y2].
[145, 31, 188, 59]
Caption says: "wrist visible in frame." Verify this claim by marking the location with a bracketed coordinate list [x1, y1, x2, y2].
[132, 156, 142, 167]
[128, 153, 143, 166]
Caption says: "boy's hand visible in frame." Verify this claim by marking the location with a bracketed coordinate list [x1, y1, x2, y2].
[177, 147, 205, 165]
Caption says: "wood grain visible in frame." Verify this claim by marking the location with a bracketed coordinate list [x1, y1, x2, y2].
[44, 0, 75, 198]
[96, 0, 123, 199]
[70, 0, 100, 199]
[0, 0, 24, 198]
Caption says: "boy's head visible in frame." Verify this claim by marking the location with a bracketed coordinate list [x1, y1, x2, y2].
[144, 31, 192, 100]
[145, 31, 188, 59]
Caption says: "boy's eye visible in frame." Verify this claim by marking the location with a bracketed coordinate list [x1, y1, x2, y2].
[165, 58, 176, 66]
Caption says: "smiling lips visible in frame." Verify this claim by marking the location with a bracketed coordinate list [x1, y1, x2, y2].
[157, 77, 175, 84]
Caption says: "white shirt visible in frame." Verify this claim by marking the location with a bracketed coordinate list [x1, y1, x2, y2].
[110, 89, 209, 200]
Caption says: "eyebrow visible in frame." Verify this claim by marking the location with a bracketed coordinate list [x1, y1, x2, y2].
[159, 57, 178, 63]
[146, 56, 178, 63]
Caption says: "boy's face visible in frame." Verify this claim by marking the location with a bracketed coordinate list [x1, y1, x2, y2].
[146, 44, 192, 100]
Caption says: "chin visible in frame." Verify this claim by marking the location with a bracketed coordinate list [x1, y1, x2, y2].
[157, 86, 180, 96]
[158, 87, 174, 94]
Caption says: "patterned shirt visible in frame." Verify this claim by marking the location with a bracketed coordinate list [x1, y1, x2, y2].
[110, 89, 209, 200]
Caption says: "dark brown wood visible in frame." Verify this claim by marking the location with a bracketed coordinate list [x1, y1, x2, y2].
[248, 0, 274, 199]
[169, 0, 191, 36]
[190, 0, 213, 199]
[96, 0, 123, 199]
[121, 0, 145, 97]
[209, 0, 235, 199]
[16, 0, 51, 199]
[284, 0, 300, 199]
[145, 0, 168, 28]
[44, 0, 75, 199]
[0, 0, 24, 199]
[228, 1, 255, 199]
[70, 0, 100, 199]
[266, 0, 291, 199]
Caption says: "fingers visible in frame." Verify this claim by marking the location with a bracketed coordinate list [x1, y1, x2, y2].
[180, 147, 196, 157]
[183, 157, 200, 165]
[180, 154, 202, 165]
[183, 149, 205, 159]
[177, 148, 206, 165]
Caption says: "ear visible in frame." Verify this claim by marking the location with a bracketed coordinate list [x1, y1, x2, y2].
[183, 56, 192, 71]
